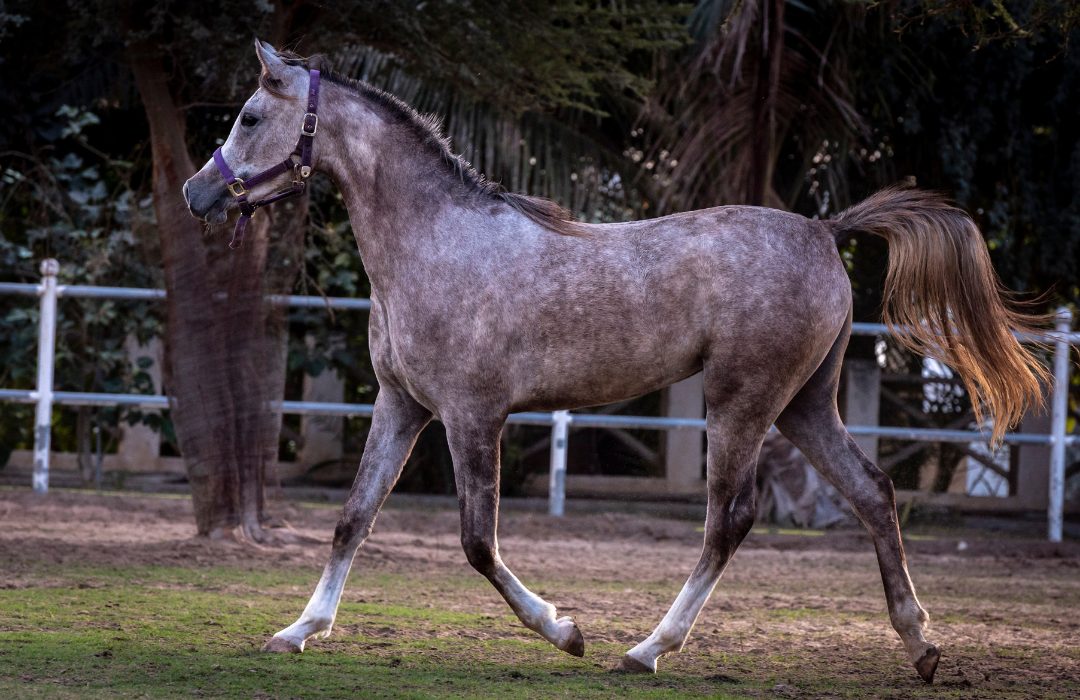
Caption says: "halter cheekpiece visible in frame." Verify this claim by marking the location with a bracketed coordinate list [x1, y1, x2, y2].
[212, 69, 321, 249]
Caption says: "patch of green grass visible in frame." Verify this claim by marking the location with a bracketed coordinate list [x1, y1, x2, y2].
[991, 646, 1039, 661]
[2, 562, 1076, 699]
[763, 606, 842, 622]
[0, 567, 764, 699]
[901, 533, 939, 542]
[698, 526, 829, 537]
[757, 527, 827, 537]
[25, 561, 324, 590]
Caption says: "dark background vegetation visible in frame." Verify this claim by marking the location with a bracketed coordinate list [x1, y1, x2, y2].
[1, 1, 1077, 508]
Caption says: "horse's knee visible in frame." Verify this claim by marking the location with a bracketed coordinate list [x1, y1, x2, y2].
[332, 519, 355, 549]
[461, 531, 497, 575]
[332, 505, 369, 549]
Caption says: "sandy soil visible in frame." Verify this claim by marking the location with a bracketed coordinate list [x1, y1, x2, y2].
[2, 489, 1078, 697]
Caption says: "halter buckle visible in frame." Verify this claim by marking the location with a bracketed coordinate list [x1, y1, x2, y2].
[226, 179, 247, 197]
[301, 113, 318, 136]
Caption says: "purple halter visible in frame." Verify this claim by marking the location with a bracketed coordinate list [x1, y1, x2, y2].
[212, 69, 321, 249]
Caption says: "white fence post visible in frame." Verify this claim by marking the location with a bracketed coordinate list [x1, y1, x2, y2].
[32, 259, 60, 494]
[1048, 306, 1074, 542]
[548, 410, 572, 516]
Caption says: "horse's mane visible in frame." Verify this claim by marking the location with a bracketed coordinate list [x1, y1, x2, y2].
[261, 52, 584, 237]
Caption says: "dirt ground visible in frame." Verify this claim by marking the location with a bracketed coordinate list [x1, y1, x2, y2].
[1, 488, 1078, 698]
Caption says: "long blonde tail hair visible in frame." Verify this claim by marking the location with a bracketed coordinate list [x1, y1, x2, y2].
[830, 186, 1050, 445]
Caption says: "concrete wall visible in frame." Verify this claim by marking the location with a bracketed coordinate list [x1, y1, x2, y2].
[843, 358, 880, 463]
[663, 373, 705, 493]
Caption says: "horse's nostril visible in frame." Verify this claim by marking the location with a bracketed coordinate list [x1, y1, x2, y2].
[183, 181, 215, 219]
[183, 181, 205, 217]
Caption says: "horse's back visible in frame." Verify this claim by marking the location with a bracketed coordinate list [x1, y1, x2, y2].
[493, 206, 851, 412]
[579, 205, 851, 337]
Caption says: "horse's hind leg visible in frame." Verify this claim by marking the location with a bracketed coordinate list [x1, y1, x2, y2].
[263, 389, 431, 652]
[620, 403, 766, 673]
[443, 412, 585, 657]
[775, 322, 940, 683]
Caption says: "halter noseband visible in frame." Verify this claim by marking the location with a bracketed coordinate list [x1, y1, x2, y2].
[212, 69, 321, 249]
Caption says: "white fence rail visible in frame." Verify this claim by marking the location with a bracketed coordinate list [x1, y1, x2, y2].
[1, 260, 1077, 539]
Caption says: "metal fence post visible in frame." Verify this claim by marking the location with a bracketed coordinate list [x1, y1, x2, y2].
[548, 410, 572, 516]
[1048, 306, 1074, 542]
[32, 259, 60, 494]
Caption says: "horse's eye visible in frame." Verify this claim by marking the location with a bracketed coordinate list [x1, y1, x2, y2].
[240, 113, 259, 128]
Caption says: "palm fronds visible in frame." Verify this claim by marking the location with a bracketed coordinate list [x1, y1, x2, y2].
[639, 0, 869, 213]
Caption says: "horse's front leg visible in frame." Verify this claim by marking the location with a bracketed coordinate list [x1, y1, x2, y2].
[444, 412, 585, 657]
[263, 389, 431, 652]
[620, 405, 764, 673]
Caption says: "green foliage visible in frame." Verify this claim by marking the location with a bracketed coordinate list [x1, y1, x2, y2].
[329, 1, 689, 116]
[638, 0, 868, 211]
[0, 102, 164, 464]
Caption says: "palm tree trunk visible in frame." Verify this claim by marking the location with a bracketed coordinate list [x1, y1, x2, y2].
[128, 43, 304, 541]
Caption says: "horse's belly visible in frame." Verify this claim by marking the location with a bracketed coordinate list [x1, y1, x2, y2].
[507, 333, 704, 412]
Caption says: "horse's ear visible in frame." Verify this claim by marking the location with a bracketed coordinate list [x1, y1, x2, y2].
[254, 39, 289, 84]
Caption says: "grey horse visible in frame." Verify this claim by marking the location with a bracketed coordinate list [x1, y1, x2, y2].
[183, 41, 1048, 684]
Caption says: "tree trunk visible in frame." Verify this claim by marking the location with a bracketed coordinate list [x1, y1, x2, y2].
[128, 44, 305, 541]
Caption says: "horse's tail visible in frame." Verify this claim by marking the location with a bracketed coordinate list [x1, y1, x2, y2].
[828, 185, 1051, 445]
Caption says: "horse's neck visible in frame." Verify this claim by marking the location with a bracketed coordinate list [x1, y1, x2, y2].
[318, 89, 544, 299]
[321, 126, 461, 294]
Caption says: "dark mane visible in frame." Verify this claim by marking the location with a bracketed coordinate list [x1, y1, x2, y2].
[261, 52, 584, 237]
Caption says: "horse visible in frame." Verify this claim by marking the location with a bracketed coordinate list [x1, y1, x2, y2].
[183, 40, 1048, 684]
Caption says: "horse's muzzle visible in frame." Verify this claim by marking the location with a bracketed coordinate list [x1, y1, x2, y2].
[183, 175, 230, 224]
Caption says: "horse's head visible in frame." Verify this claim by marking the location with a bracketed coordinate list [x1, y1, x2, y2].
[183, 40, 318, 224]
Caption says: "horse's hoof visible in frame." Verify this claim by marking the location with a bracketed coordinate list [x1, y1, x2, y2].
[616, 654, 655, 674]
[914, 645, 940, 684]
[554, 617, 585, 657]
[261, 636, 302, 654]
[563, 631, 585, 658]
